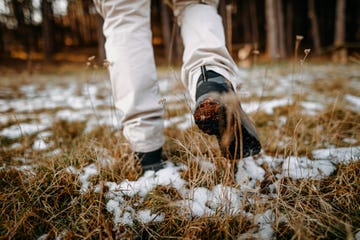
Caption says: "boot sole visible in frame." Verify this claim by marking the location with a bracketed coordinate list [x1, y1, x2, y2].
[194, 96, 261, 159]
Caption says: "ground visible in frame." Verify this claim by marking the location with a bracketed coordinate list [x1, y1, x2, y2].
[1, 61, 359, 239]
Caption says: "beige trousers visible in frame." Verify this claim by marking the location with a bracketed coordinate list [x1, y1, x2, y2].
[94, 0, 240, 152]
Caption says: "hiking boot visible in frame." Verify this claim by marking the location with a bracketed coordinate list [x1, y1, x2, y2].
[135, 147, 164, 172]
[193, 66, 261, 159]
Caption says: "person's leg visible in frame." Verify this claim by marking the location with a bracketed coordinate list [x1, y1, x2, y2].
[173, 1, 261, 159]
[173, 1, 241, 100]
[94, 0, 164, 163]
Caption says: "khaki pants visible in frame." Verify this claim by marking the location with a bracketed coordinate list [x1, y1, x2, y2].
[94, 0, 241, 152]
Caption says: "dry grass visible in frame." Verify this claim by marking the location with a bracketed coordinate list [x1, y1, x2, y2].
[274, 161, 360, 239]
[1, 62, 360, 239]
[258, 103, 360, 158]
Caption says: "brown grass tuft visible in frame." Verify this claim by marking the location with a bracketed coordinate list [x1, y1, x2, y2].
[274, 161, 360, 239]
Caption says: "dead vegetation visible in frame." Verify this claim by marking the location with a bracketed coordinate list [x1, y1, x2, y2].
[1, 62, 359, 239]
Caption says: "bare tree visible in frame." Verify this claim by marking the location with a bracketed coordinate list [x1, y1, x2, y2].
[225, 4, 233, 54]
[285, 0, 293, 55]
[97, 14, 105, 61]
[160, 1, 171, 64]
[332, 0, 347, 63]
[219, 1, 232, 53]
[266, 0, 286, 59]
[0, 23, 5, 56]
[41, 0, 54, 61]
[308, 0, 321, 54]
[275, 0, 286, 58]
[248, 0, 259, 47]
[10, 0, 35, 70]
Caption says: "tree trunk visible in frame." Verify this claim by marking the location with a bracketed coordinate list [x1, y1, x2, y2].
[174, 26, 183, 65]
[11, 0, 25, 26]
[265, 0, 278, 59]
[332, 0, 347, 63]
[249, 0, 259, 46]
[275, 0, 286, 58]
[77, 0, 86, 45]
[265, 0, 286, 59]
[285, 0, 294, 55]
[225, 4, 233, 54]
[160, 1, 171, 64]
[97, 14, 106, 62]
[41, 0, 54, 61]
[308, 0, 321, 54]
[241, 1, 251, 43]
[0, 24, 5, 57]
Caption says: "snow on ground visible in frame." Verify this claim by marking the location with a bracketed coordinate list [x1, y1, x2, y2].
[66, 145, 359, 233]
[0, 122, 50, 139]
[1, 64, 360, 238]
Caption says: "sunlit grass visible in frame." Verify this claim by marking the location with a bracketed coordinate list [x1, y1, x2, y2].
[1, 62, 359, 239]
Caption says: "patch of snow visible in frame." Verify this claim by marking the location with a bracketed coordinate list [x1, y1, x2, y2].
[243, 98, 292, 114]
[65, 96, 89, 109]
[355, 230, 360, 240]
[282, 156, 335, 179]
[106, 198, 134, 225]
[211, 185, 242, 215]
[56, 109, 89, 121]
[186, 187, 214, 217]
[343, 138, 357, 144]
[37, 234, 48, 240]
[253, 210, 274, 240]
[0, 122, 49, 139]
[193, 157, 216, 172]
[241, 101, 260, 113]
[45, 148, 62, 157]
[117, 162, 186, 198]
[345, 94, 360, 110]
[121, 211, 134, 225]
[312, 146, 360, 164]
[155, 163, 187, 190]
[37, 131, 53, 138]
[10, 142, 22, 149]
[14, 165, 36, 175]
[106, 199, 124, 225]
[164, 113, 193, 130]
[137, 209, 164, 223]
[301, 101, 324, 115]
[82, 83, 98, 97]
[66, 166, 79, 175]
[84, 109, 123, 132]
[32, 139, 52, 150]
[279, 116, 287, 126]
[0, 113, 9, 123]
[257, 154, 283, 170]
[236, 158, 265, 189]
[178, 184, 244, 217]
[95, 147, 116, 167]
[79, 164, 99, 193]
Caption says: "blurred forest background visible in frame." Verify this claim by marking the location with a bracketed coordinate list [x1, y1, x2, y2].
[0, 0, 359, 72]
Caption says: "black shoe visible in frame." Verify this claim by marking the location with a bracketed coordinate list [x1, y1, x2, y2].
[135, 148, 164, 172]
[193, 66, 261, 159]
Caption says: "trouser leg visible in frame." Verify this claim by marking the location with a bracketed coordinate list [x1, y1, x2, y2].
[173, 0, 242, 102]
[94, 0, 164, 153]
